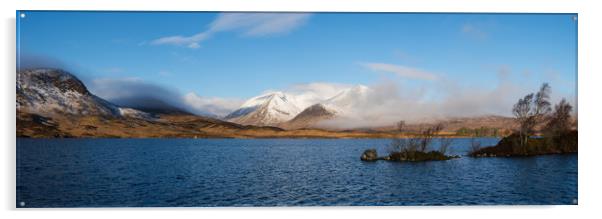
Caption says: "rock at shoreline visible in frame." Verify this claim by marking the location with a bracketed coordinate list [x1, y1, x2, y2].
[360, 149, 378, 161]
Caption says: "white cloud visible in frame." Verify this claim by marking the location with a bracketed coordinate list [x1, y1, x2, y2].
[151, 13, 311, 48]
[183, 93, 244, 117]
[209, 13, 311, 36]
[151, 32, 210, 49]
[361, 62, 439, 81]
[285, 82, 354, 109]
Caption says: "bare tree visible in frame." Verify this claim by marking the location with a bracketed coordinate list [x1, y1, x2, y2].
[390, 123, 445, 155]
[544, 98, 573, 137]
[390, 120, 406, 152]
[513, 93, 535, 148]
[512, 83, 552, 148]
[534, 83, 552, 118]
[390, 137, 420, 153]
[417, 123, 444, 152]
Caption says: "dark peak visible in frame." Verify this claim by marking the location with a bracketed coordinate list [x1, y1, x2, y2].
[18, 68, 90, 95]
[306, 103, 327, 110]
[291, 103, 335, 121]
[300, 103, 332, 114]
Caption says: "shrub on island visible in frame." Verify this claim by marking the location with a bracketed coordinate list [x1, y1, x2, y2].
[361, 123, 460, 162]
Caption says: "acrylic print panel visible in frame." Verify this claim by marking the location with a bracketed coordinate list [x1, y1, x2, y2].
[16, 11, 578, 207]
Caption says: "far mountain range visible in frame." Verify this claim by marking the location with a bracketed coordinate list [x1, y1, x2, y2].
[16, 68, 516, 138]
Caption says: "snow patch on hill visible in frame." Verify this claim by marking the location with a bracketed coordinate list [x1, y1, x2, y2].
[17, 68, 151, 119]
[224, 92, 302, 125]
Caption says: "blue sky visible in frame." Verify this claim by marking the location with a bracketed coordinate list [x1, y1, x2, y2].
[17, 11, 577, 117]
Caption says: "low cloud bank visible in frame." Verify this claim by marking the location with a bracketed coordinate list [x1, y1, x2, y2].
[83, 71, 576, 128]
[183, 93, 243, 117]
[290, 70, 575, 129]
[88, 78, 242, 117]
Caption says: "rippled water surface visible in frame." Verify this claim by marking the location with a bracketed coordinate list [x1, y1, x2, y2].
[16, 138, 577, 207]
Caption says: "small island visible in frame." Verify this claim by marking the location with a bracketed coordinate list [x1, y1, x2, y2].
[361, 123, 461, 162]
[361, 149, 459, 162]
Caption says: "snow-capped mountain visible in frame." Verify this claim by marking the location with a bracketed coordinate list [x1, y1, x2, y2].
[224, 91, 302, 126]
[224, 85, 372, 128]
[17, 68, 149, 119]
[283, 85, 371, 129]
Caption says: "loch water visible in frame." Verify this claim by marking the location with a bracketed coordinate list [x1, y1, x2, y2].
[16, 138, 577, 207]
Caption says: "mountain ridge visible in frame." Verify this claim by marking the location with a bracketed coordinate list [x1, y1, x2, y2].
[17, 68, 293, 138]
[16, 68, 518, 138]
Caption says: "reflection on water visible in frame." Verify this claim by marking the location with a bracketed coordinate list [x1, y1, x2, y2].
[16, 138, 577, 207]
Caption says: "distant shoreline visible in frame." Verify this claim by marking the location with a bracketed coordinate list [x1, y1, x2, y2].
[18, 108, 511, 139]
